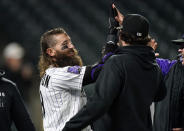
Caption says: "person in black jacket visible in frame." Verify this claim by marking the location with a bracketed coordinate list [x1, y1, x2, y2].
[153, 36, 184, 131]
[62, 13, 166, 131]
[0, 70, 36, 131]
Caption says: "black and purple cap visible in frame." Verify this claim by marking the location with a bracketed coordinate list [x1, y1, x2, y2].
[172, 34, 184, 48]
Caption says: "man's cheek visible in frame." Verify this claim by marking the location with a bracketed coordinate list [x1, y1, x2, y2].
[182, 57, 184, 65]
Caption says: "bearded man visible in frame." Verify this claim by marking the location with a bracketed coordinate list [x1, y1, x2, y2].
[38, 27, 117, 131]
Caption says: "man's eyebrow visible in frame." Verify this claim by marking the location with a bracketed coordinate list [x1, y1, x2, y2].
[61, 40, 68, 45]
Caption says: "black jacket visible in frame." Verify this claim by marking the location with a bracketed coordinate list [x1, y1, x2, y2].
[154, 61, 184, 131]
[0, 70, 35, 131]
[63, 45, 166, 131]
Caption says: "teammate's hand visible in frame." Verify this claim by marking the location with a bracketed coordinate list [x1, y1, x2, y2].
[108, 4, 119, 34]
[103, 3, 119, 56]
[113, 4, 124, 25]
[147, 38, 159, 57]
[147, 38, 157, 50]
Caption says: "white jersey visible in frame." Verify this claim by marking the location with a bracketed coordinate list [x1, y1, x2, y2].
[39, 66, 91, 131]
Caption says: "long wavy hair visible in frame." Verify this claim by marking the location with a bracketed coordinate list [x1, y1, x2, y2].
[38, 28, 68, 78]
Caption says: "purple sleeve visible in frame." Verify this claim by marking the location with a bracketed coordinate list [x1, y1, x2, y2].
[156, 58, 177, 76]
[91, 64, 104, 80]
[91, 52, 114, 80]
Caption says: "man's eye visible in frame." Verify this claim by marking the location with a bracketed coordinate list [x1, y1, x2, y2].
[61, 45, 68, 50]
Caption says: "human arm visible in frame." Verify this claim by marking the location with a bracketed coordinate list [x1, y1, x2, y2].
[82, 52, 115, 86]
[148, 38, 178, 75]
[63, 56, 124, 131]
[113, 4, 124, 26]
[147, 38, 159, 57]
[157, 48, 184, 74]
[82, 4, 123, 86]
[11, 85, 36, 131]
[156, 58, 177, 76]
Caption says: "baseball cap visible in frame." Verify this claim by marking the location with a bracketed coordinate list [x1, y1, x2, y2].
[171, 34, 184, 46]
[122, 14, 149, 38]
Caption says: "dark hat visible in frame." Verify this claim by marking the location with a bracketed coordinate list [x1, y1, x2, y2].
[172, 34, 184, 46]
[122, 14, 149, 38]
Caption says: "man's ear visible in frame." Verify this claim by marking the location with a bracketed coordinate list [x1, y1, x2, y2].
[46, 48, 56, 57]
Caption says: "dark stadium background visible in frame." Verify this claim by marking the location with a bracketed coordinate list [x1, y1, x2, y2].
[0, 0, 183, 130]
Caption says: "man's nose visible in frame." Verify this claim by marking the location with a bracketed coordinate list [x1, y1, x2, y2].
[68, 43, 74, 48]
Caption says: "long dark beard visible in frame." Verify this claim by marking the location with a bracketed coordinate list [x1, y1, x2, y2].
[54, 48, 83, 67]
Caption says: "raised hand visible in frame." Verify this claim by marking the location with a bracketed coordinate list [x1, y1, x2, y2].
[112, 4, 124, 26]
[147, 38, 159, 57]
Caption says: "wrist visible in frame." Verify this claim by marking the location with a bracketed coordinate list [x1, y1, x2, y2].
[107, 34, 118, 45]
[102, 52, 114, 63]
[109, 26, 118, 34]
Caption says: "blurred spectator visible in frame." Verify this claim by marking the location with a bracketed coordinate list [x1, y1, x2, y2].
[2, 42, 34, 103]
[0, 69, 36, 131]
[153, 36, 184, 131]
[1, 42, 43, 131]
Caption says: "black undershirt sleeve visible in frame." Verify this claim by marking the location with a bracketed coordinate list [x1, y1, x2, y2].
[82, 65, 101, 86]
[82, 51, 115, 86]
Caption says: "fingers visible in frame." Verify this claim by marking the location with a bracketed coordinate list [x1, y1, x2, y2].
[112, 3, 115, 8]
[153, 41, 158, 50]
[112, 4, 124, 25]
[155, 53, 159, 57]
[147, 39, 157, 50]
